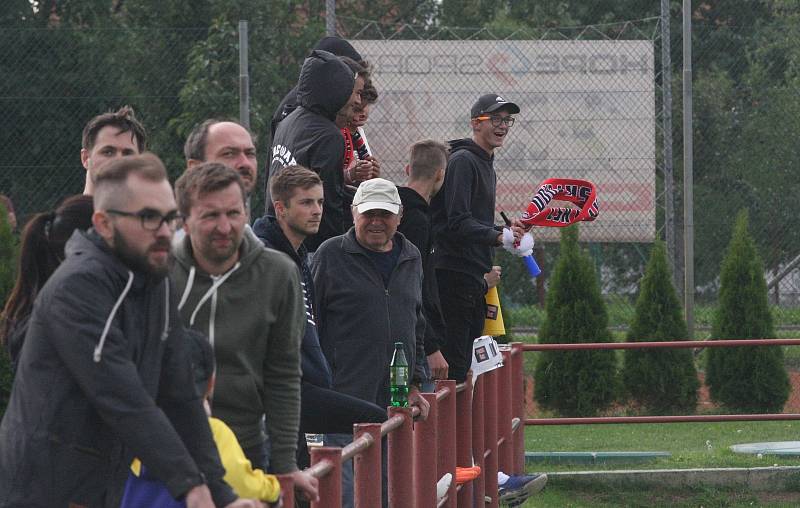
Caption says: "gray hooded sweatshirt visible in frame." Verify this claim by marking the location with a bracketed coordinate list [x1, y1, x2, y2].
[171, 230, 304, 473]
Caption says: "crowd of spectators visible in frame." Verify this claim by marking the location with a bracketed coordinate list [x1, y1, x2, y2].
[0, 36, 545, 508]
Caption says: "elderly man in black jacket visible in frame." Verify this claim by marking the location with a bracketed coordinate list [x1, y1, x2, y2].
[0, 154, 260, 508]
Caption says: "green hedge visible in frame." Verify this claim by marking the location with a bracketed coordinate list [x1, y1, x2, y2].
[533, 226, 618, 417]
[622, 241, 699, 414]
[0, 205, 18, 416]
[706, 210, 790, 413]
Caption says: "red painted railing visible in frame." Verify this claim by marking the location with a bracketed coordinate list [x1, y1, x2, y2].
[287, 342, 526, 508]
[522, 338, 800, 426]
[279, 338, 800, 506]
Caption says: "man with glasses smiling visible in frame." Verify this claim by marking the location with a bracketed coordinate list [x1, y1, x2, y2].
[432, 93, 522, 385]
[431, 94, 546, 504]
[0, 153, 264, 508]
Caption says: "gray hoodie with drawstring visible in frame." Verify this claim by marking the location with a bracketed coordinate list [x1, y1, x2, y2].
[171, 229, 304, 474]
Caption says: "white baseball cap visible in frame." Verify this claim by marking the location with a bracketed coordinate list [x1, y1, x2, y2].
[352, 178, 401, 215]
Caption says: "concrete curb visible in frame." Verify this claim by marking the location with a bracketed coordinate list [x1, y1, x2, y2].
[547, 466, 800, 491]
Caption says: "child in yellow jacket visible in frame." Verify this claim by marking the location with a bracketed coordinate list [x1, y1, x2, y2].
[122, 330, 317, 507]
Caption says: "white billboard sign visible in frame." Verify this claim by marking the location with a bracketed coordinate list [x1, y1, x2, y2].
[350, 39, 655, 242]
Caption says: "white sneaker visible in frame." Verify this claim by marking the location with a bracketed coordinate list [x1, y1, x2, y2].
[437, 472, 453, 501]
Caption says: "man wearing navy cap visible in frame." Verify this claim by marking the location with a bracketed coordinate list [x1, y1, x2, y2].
[431, 93, 522, 384]
[431, 94, 547, 505]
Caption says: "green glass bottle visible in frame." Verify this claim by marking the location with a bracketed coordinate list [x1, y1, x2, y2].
[390, 341, 409, 407]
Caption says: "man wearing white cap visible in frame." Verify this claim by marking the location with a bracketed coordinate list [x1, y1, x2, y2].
[312, 177, 429, 416]
[312, 177, 429, 507]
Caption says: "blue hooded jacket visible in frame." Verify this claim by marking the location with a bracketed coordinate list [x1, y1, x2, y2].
[252, 216, 333, 389]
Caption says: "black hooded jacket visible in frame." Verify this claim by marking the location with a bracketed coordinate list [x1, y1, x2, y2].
[266, 49, 355, 252]
[0, 230, 234, 507]
[431, 138, 502, 283]
[397, 187, 446, 355]
[270, 37, 362, 139]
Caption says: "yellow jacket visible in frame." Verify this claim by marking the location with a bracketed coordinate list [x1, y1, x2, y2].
[209, 417, 281, 503]
[131, 417, 281, 503]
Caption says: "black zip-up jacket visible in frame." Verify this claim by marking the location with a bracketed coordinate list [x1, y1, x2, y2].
[397, 186, 447, 355]
[266, 50, 355, 252]
[311, 229, 426, 408]
[0, 230, 235, 507]
[252, 215, 333, 390]
[431, 138, 501, 283]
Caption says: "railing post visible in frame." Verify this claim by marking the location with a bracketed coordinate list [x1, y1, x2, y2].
[353, 423, 382, 508]
[311, 447, 342, 508]
[498, 349, 513, 473]
[276, 474, 295, 508]
[511, 342, 525, 474]
[484, 368, 500, 508]
[414, 393, 438, 508]
[471, 373, 484, 507]
[388, 406, 415, 507]
[459, 373, 475, 505]
[436, 380, 457, 508]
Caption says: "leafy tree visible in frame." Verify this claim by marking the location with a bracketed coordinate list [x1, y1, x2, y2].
[622, 241, 698, 414]
[534, 226, 617, 417]
[706, 210, 789, 413]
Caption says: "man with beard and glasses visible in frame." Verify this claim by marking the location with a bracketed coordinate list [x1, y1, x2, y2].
[171, 163, 317, 503]
[0, 153, 262, 508]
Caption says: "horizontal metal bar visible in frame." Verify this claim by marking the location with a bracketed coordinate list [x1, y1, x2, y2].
[341, 433, 375, 462]
[380, 414, 405, 436]
[526, 414, 800, 426]
[522, 338, 800, 351]
[307, 459, 333, 478]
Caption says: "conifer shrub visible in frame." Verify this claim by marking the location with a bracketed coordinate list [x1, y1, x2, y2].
[706, 210, 789, 413]
[0, 205, 17, 417]
[534, 226, 617, 417]
[622, 241, 699, 414]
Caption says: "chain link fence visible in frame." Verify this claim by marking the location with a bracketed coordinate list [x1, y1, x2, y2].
[339, 11, 800, 339]
[2, 7, 799, 335]
[339, 16, 666, 328]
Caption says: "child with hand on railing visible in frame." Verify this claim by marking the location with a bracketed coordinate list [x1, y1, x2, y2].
[121, 330, 318, 508]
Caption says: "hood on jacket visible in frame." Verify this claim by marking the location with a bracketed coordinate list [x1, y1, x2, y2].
[449, 138, 493, 162]
[173, 226, 263, 277]
[173, 228, 271, 344]
[314, 36, 362, 62]
[296, 50, 355, 122]
[63, 230, 171, 363]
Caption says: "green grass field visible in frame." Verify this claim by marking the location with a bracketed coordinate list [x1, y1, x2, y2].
[517, 480, 800, 507]
[515, 422, 800, 507]
[505, 302, 800, 506]
[524, 421, 800, 471]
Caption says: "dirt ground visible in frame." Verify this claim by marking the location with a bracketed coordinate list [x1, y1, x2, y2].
[524, 370, 800, 417]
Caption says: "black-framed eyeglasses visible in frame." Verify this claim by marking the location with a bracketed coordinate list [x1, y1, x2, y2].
[476, 115, 515, 127]
[106, 208, 184, 231]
